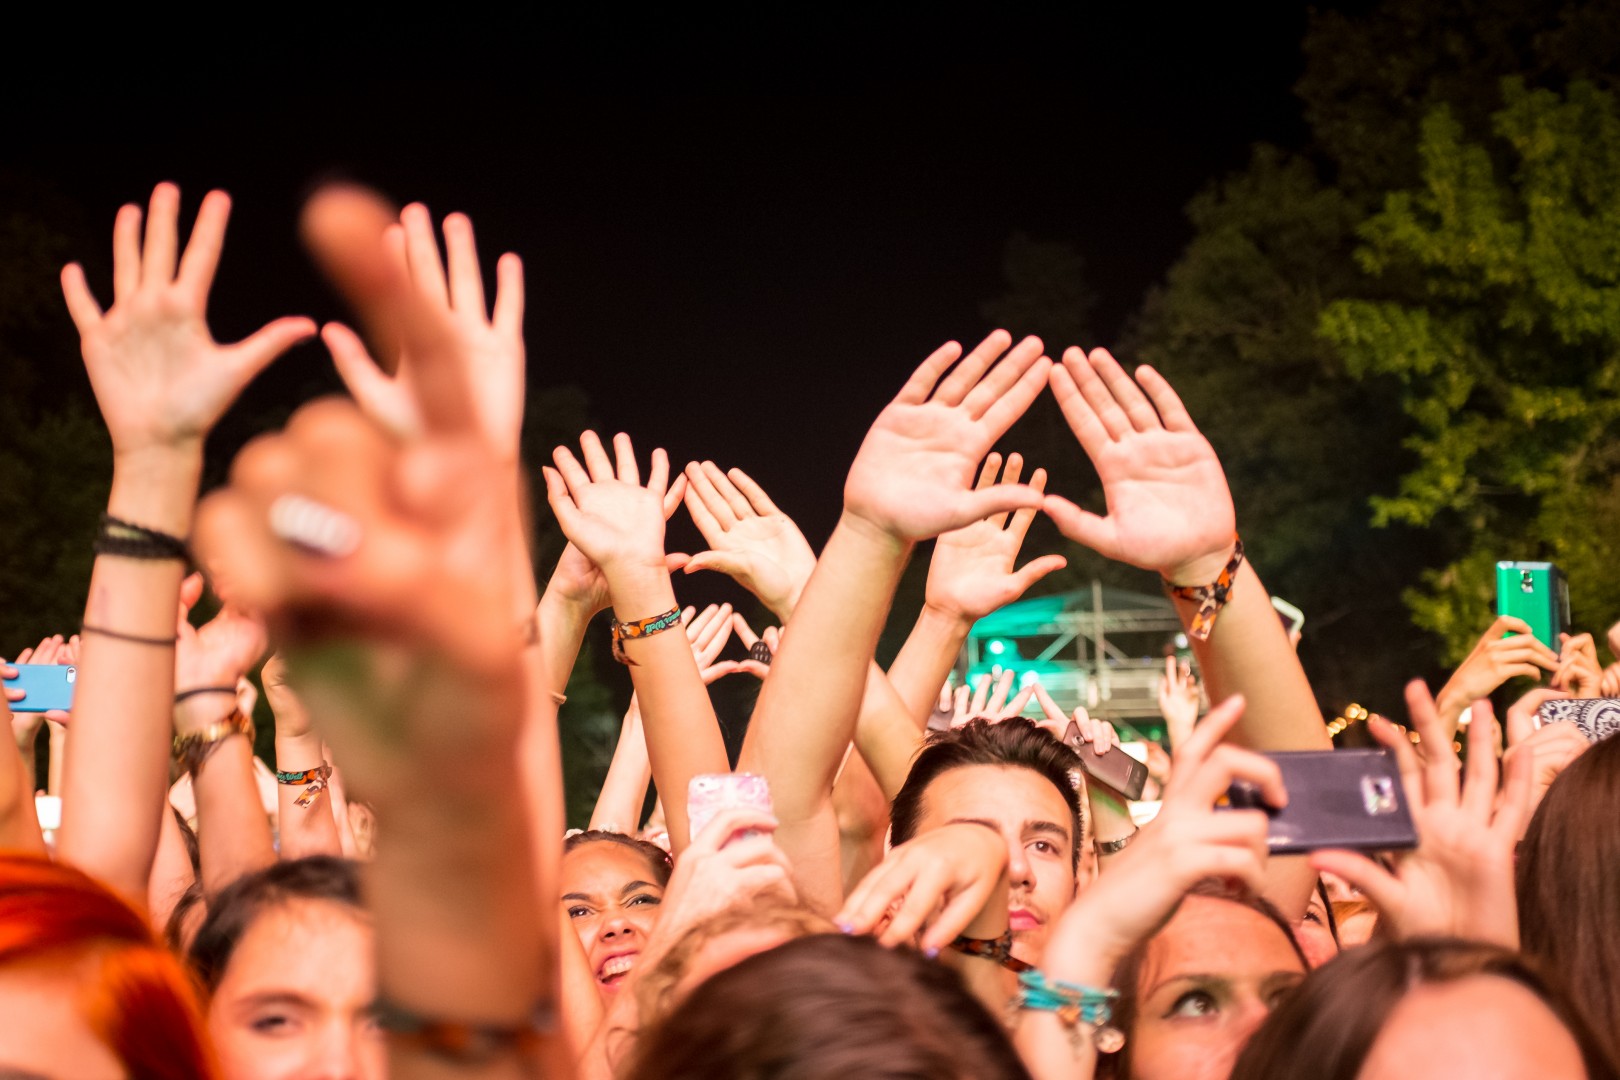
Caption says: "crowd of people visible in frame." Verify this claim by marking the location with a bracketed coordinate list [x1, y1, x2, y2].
[1, 180, 1616, 1079]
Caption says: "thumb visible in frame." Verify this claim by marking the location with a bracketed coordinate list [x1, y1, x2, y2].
[683, 550, 750, 581]
[1009, 554, 1068, 597]
[1041, 494, 1118, 556]
[228, 316, 318, 385]
[665, 553, 692, 572]
[954, 484, 1044, 528]
[324, 322, 421, 439]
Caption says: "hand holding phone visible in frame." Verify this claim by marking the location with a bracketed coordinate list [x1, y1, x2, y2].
[1, 664, 77, 714]
[1220, 748, 1416, 854]
[687, 773, 773, 842]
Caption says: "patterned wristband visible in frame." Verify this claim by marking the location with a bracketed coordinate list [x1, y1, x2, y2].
[275, 763, 335, 807]
[949, 929, 1033, 973]
[1164, 535, 1244, 641]
[610, 607, 683, 665]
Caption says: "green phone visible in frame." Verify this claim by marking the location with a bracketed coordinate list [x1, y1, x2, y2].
[1495, 562, 1569, 651]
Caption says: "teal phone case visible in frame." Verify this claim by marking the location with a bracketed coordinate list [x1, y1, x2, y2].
[2, 664, 76, 712]
[1495, 562, 1569, 651]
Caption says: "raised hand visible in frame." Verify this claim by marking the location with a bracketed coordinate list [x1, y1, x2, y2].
[174, 574, 267, 696]
[924, 452, 1067, 624]
[684, 603, 742, 684]
[543, 433, 685, 579]
[1435, 616, 1559, 732]
[679, 463, 818, 621]
[545, 498, 689, 618]
[1157, 655, 1201, 747]
[950, 669, 1036, 728]
[5, 635, 76, 726]
[1311, 684, 1530, 949]
[835, 821, 1009, 953]
[1043, 347, 1235, 583]
[1028, 682, 1115, 754]
[1503, 688, 1591, 830]
[61, 183, 314, 457]
[323, 203, 526, 457]
[843, 331, 1051, 542]
[1552, 632, 1602, 698]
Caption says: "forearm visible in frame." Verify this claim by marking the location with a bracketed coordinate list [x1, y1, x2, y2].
[148, 803, 195, 933]
[183, 697, 275, 895]
[831, 739, 890, 893]
[59, 448, 198, 904]
[604, 565, 728, 852]
[536, 585, 594, 703]
[1178, 562, 1327, 751]
[853, 663, 931, 799]
[590, 702, 651, 832]
[0, 730, 45, 854]
[275, 731, 342, 860]
[886, 604, 971, 724]
[740, 513, 910, 821]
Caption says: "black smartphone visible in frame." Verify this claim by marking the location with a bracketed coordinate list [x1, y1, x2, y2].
[1221, 749, 1417, 854]
[1063, 721, 1149, 801]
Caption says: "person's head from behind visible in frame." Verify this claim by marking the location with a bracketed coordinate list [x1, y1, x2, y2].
[890, 718, 1082, 961]
[1098, 879, 1308, 1080]
[189, 855, 380, 1080]
[1517, 731, 1620, 1066]
[1230, 937, 1617, 1080]
[0, 853, 213, 1080]
[626, 932, 1030, 1079]
[562, 830, 674, 996]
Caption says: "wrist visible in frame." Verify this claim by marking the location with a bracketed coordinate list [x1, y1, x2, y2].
[834, 510, 913, 562]
[919, 600, 976, 637]
[174, 693, 241, 737]
[604, 568, 678, 624]
[1163, 540, 1238, 588]
[275, 730, 326, 769]
[109, 446, 204, 538]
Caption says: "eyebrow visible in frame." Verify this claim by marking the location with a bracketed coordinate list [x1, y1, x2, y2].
[561, 893, 596, 903]
[1144, 972, 1230, 999]
[946, 817, 1073, 847]
[236, 991, 317, 1010]
[621, 881, 659, 895]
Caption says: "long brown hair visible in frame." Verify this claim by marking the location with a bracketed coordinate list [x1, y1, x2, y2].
[625, 933, 1031, 1079]
[1517, 732, 1620, 1065]
[1230, 937, 1618, 1080]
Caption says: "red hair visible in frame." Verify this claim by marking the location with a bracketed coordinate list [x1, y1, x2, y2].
[0, 854, 216, 1080]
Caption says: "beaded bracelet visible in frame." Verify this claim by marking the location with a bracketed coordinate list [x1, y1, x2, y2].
[276, 763, 335, 807]
[1164, 535, 1244, 641]
[1014, 969, 1124, 1054]
[610, 606, 683, 665]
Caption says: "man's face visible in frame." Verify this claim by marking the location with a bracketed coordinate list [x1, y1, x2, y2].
[914, 763, 1078, 962]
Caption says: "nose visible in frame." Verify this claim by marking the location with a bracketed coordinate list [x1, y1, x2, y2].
[303, 1020, 366, 1080]
[600, 913, 641, 941]
[1232, 992, 1274, 1044]
[1005, 836, 1033, 890]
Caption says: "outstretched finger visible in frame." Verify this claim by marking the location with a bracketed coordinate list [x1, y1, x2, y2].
[728, 468, 781, 517]
[1048, 362, 1112, 459]
[1002, 683, 1036, 720]
[227, 317, 318, 391]
[702, 462, 752, 519]
[1135, 365, 1198, 433]
[1007, 466, 1048, 536]
[399, 203, 450, 307]
[1041, 494, 1118, 557]
[140, 182, 182, 288]
[1066, 346, 1133, 441]
[177, 189, 232, 299]
[1009, 554, 1067, 598]
[661, 469, 687, 518]
[1490, 733, 1535, 843]
[324, 323, 420, 439]
[955, 483, 1045, 527]
[646, 447, 669, 500]
[578, 431, 615, 482]
[1030, 681, 1067, 725]
[1310, 849, 1405, 924]
[980, 355, 1053, 439]
[1365, 715, 1424, 814]
[550, 446, 591, 496]
[1461, 699, 1500, 819]
[962, 334, 1045, 419]
[731, 613, 761, 649]
[896, 340, 963, 405]
[934, 330, 1012, 406]
[974, 453, 1003, 492]
[1090, 348, 1161, 433]
[1405, 680, 1458, 805]
[613, 433, 642, 486]
[60, 264, 103, 334]
[110, 203, 143, 303]
[686, 461, 738, 529]
[441, 212, 487, 314]
[491, 252, 525, 337]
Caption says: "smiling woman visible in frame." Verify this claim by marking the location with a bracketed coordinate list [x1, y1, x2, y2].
[562, 830, 675, 995]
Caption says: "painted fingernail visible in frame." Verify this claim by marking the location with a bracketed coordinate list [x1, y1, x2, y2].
[837, 921, 854, 934]
[924, 946, 941, 959]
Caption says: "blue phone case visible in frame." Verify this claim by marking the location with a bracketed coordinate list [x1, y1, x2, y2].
[2, 664, 76, 713]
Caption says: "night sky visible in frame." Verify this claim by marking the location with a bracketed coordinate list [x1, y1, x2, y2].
[6, 12, 1319, 557]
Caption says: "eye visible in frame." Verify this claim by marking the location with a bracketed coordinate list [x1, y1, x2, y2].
[566, 905, 593, 919]
[1167, 990, 1218, 1019]
[1029, 839, 1058, 856]
[627, 893, 661, 908]
[249, 1013, 296, 1035]
[1302, 908, 1324, 926]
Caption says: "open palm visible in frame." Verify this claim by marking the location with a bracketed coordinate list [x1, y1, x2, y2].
[1043, 347, 1235, 580]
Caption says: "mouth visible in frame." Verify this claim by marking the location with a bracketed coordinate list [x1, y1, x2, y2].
[596, 952, 640, 988]
[1008, 908, 1042, 932]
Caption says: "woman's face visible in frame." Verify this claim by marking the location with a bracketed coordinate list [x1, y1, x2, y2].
[1127, 895, 1307, 1080]
[1292, 888, 1338, 969]
[208, 898, 383, 1080]
[1358, 974, 1587, 1079]
[562, 842, 665, 995]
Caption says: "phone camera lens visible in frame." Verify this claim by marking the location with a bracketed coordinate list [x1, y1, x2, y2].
[1521, 571, 1535, 593]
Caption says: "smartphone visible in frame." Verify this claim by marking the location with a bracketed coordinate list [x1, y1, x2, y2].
[687, 773, 773, 839]
[1, 664, 76, 713]
[1063, 721, 1149, 801]
[1496, 561, 1569, 651]
[1272, 596, 1305, 639]
[1536, 697, 1620, 743]
[1221, 749, 1417, 854]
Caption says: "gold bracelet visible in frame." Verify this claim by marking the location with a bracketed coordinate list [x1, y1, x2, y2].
[173, 708, 255, 776]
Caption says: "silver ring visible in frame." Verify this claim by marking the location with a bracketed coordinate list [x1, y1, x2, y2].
[268, 494, 362, 558]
